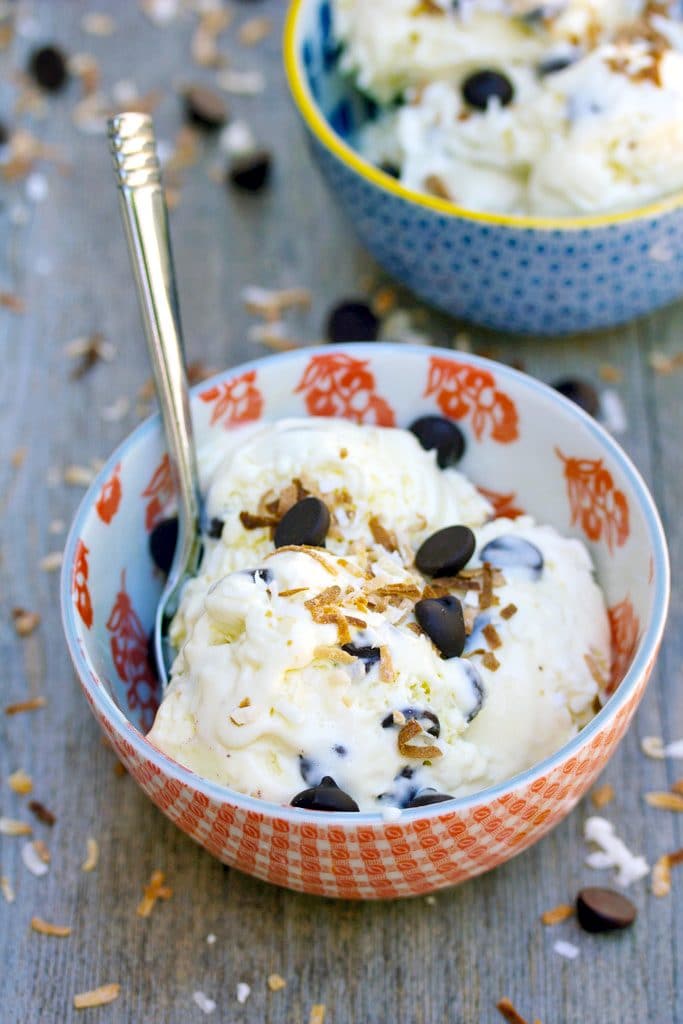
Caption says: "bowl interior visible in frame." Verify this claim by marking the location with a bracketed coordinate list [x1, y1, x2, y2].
[63, 345, 668, 795]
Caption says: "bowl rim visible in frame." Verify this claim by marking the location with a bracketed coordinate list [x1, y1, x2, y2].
[283, 0, 683, 233]
[61, 343, 670, 826]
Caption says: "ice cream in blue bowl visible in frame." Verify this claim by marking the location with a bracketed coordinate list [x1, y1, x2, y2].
[284, 0, 683, 336]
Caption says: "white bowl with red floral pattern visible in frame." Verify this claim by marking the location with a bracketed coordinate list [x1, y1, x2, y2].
[61, 344, 669, 899]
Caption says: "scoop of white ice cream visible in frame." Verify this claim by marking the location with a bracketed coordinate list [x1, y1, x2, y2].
[148, 419, 610, 813]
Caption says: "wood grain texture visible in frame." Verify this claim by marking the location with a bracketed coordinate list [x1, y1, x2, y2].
[0, 2, 681, 1022]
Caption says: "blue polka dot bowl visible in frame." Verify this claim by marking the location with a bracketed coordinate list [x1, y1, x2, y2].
[284, 0, 683, 336]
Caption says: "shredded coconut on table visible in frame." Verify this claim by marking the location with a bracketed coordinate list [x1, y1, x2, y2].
[192, 991, 216, 1014]
[553, 939, 580, 960]
[584, 816, 650, 886]
[236, 982, 251, 1004]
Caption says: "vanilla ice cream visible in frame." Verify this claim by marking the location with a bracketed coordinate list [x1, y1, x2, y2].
[332, 0, 683, 216]
[147, 418, 610, 813]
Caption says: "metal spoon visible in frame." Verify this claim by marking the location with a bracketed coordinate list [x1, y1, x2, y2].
[107, 111, 202, 690]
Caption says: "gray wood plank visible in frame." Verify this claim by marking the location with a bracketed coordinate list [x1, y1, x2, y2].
[0, 2, 680, 1022]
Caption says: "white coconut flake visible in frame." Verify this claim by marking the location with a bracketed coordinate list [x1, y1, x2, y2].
[664, 738, 683, 757]
[216, 68, 266, 95]
[22, 841, 49, 877]
[382, 806, 402, 823]
[641, 736, 666, 759]
[192, 991, 216, 1014]
[553, 939, 580, 960]
[25, 173, 48, 204]
[220, 120, 257, 157]
[599, 389, 628, 436]
[206, 933, 216, 945]
[112, 79, 139, 105]
[584, 816, 649, 887]
[236, 982, 251, 1004]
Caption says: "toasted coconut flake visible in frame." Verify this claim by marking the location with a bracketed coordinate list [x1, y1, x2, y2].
[479, 565, 495, 610]
[137, 869, 172, 917]
[192, 9, 232, 67]
[22, 841, 48, 876]
[397, 719, 442, 760]
[31, 916, 71, 937]
[463, 605, 478, 634]
[483, 623, 502, 650]
[369, 515, 399, 553]
[482, 651, 501, 672]
[64, 464, 96, 487]
[372, 582, 422, 601]
[12, 608, 41, 637]
[649, 349, 683, 375]
[591, 783, 615, 809]
[7, 770, 33, 798]
[82, 837, 99, 873]
[645, 792, 683, 812]
[1, 876, 15, 903]
[641, 735, 666, 759]
[81, 12, 116, 35]
[309, 1006, 326, 1024]
[0, 291, 25, 314]
[500, 603, 518, 620]
[599, 363, 623, 383]
[672, 779, 683, 796]
[239, 16, 272, 46]
[69, 53, 100, 97]
[39, 551, 63, 572]
[28, 799, 55, 825]
[32, 839, 50, 864]
[424, 173, 452, 200]
[240, 510, 277, 530]
[541, 903, 574, 925]
[407, 622, 423, 636]
[279, 588, 309, 598]
[584, 649, 609, 689]
[267, 973, 286, 992]
[266, 546, 337, 574]
[372, 286, 398, 317]
[0, 817, 32, 836]
[11, 447, 27, 469]
[113, 760, 127, 778]
[243, 285, 311, 320]
[496, 998, 530, 1024]
[668, 846, 683, 866]
[652, 855, 671, 897]
[379, 645, 395, 683]
[74, 984, 121, 1010]
[313, 645, 356, 664]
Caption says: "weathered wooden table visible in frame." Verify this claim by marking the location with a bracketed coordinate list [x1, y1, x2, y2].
[1, 2, 681, 1021]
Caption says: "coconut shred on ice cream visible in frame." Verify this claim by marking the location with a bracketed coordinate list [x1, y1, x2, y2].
[331, 0, 683, 216]
[147, 417, 610, 814]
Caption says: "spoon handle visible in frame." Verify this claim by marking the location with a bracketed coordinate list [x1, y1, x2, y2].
[107, 112, 201, 564]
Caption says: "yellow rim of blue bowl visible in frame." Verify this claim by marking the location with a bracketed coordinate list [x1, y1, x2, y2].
[284, 0, 683, 232]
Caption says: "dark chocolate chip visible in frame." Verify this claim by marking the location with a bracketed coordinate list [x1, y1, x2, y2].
[378, 765, 420, 807]
[274, 497, 330, 548]
[381, 708, 440, 738]
[414, 596, 466, 659]
[409, 415, 466, 468]
[290, 775, 359, 812]
[538, 54, 576, 76]
[333, 744, 347, 757]
[479, 535, 543, 578]
[462, 69, 514, 110]
[342, 643, 381, 672]
[0, 122, 8, 147]
[415, 525, 476, 578]
[228, 149, 272, 192]
[207, 516, 224, 539]
[183, 85, 228, 131]
[462, 662, 485, 723]
[325, 299, 379, 344]
[28, 45, 69, 93]
[149, 516, 178, 575]
[576, 887, 637, 933]
[406, 790, 455, 808]
[379, 162, 400, 178]
[553, 377, 600, 417]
